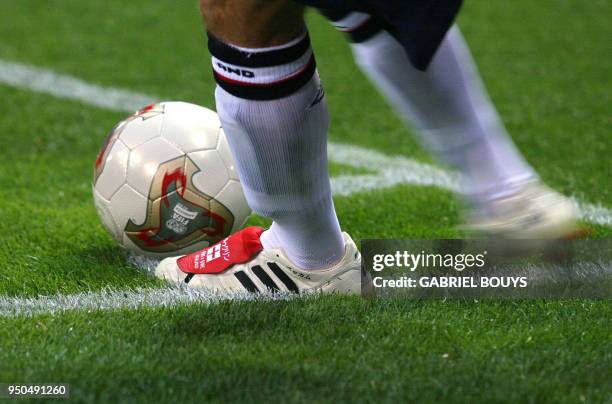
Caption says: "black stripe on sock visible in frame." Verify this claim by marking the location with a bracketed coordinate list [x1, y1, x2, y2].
[267, 263, 299, 294]
[184, 273, 195, 284]
[346, 17, 383, 43]
[208, 31, 311, 68]
[213, 55, 316, 100]
[251, 265, 280, 292]
[234, 271, 260, 293]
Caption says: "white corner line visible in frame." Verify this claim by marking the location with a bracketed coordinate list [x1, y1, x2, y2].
[0, 287, 295, 318]
[0, 59, 158, 112]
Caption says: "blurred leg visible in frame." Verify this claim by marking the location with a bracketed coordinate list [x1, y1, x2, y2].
[324, 8, 536, 206]
[352, 25, 536, 204]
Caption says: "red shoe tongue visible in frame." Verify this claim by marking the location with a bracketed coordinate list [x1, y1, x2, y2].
[177, 227, 264, 274]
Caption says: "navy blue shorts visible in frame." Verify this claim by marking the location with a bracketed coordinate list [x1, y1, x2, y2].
[301, 0, 463, 70]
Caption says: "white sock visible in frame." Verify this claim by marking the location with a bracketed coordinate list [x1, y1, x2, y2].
[209, 32, 345, 269]
[345, 21, 536, 204]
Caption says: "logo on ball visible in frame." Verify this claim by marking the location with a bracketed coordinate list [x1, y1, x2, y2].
[124, 155, 235, 253]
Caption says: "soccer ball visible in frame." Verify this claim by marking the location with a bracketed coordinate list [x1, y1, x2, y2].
[92, 101, 250, 258]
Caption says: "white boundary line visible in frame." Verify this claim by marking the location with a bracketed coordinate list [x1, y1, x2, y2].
[0, 60, 157, 111]
[2, 262, 610, 318]
[0, 58, 611, 317]
[0, 287, 294, 318]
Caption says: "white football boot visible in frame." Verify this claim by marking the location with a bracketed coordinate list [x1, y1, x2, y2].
[463, 180, 586, 239]
[155, 226, 363, 295]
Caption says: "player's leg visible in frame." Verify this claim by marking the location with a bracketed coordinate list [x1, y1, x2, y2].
[199, 0, 304, 47]
[156, 0, 362, 294]
[324, 9, 578, 237]
[200, 0, 344, 269]
[326, 9, 534, 203]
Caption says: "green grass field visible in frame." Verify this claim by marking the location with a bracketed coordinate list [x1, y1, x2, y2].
[0, 0, 611, 402]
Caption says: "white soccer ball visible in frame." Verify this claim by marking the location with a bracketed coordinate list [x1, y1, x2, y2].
[93, 101, 250, 258]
